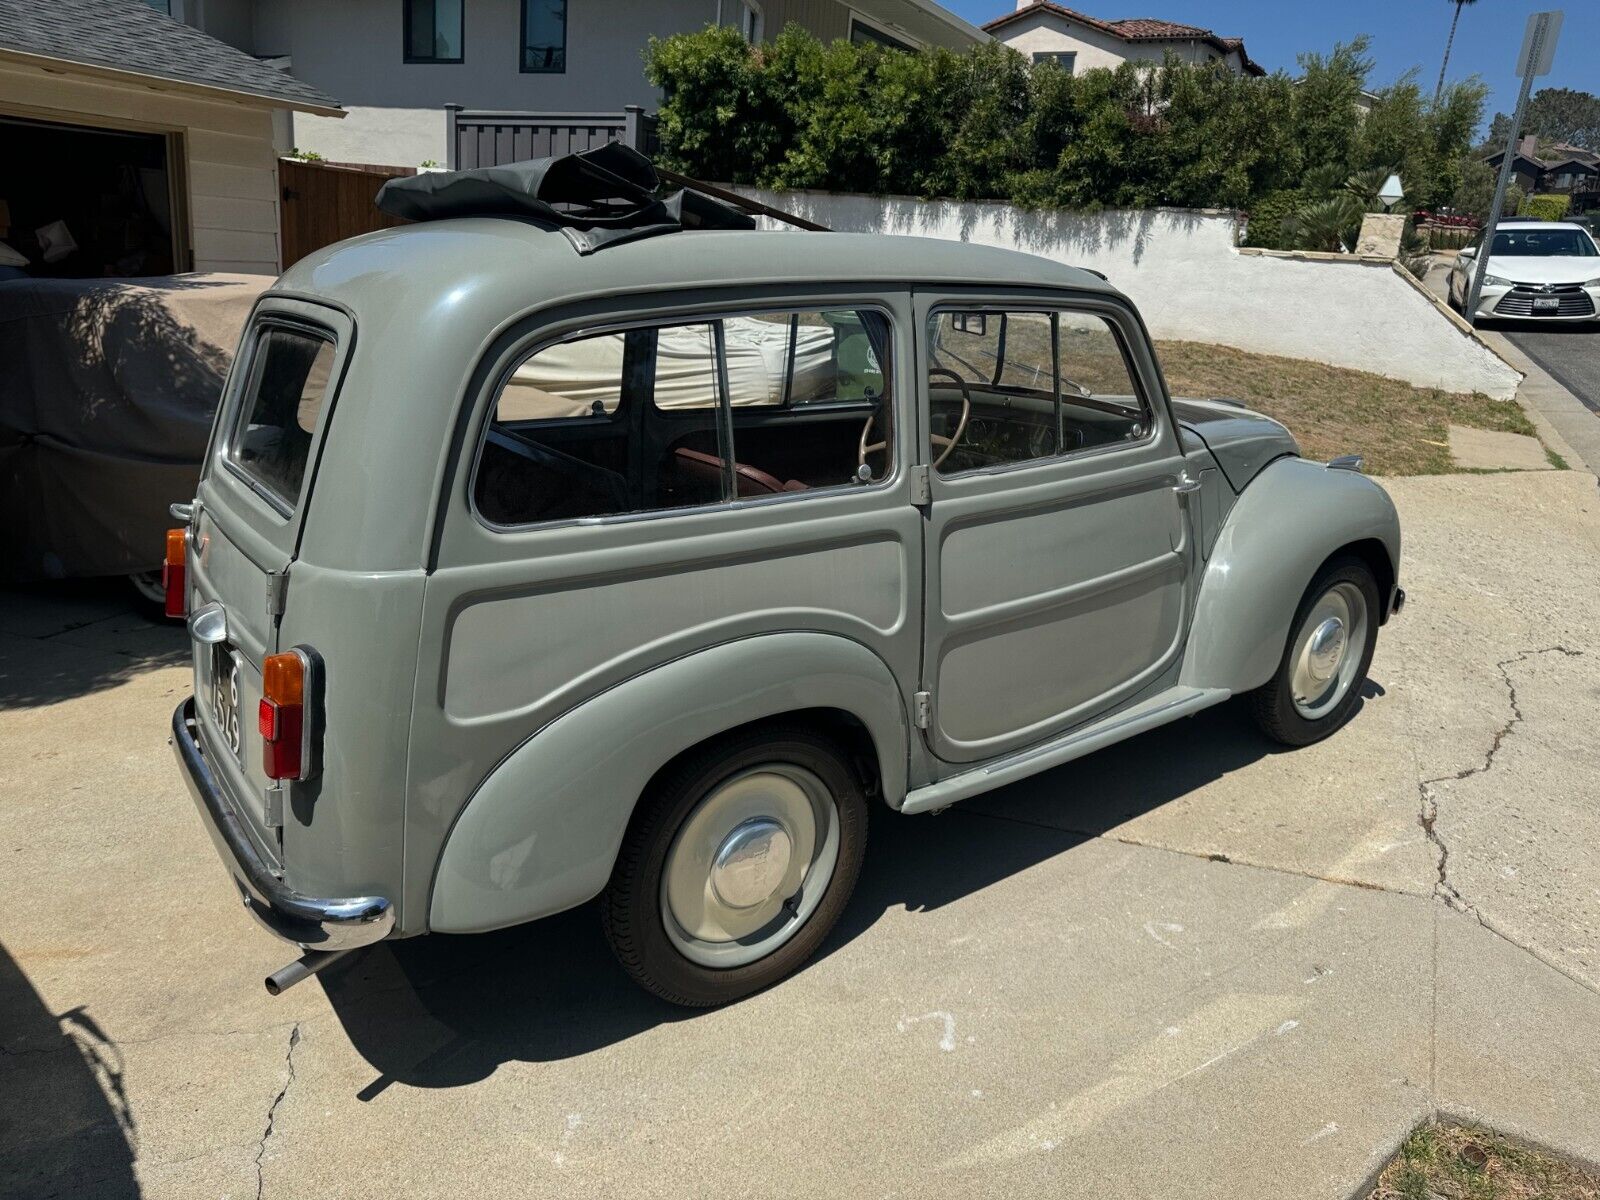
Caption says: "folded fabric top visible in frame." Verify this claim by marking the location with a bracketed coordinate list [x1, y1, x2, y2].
[374, 143, 756, 254]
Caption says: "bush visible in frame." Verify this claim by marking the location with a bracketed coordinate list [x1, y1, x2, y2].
[1520, 193, 1572, 221]
[1242, 189, 1306, 249]
[644, 26, 1486, 218]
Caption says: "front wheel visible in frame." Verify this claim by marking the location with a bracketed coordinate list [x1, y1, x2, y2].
[601, 725, 868, 1006]
[1250, 555, 1379, 746]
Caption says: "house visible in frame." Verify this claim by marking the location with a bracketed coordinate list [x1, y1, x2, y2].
[0, 0, 340, 277]
[982, 1, 1262, 77]
[1484, 136, 1600, 213]
[154, 0, 990, 169]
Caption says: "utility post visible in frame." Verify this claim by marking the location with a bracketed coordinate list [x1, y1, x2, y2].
[1466, 11, 1564, 321]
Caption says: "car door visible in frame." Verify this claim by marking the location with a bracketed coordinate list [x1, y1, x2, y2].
[915, 290, 1196, 764]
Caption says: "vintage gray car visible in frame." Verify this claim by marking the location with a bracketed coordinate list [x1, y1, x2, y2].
[168, 151, 1402, 1006]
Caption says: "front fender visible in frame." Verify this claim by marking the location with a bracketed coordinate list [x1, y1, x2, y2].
[428, 632, 908, 934]
[1180, 458, 1400, 695]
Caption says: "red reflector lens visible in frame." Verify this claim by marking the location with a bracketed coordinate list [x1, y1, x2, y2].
[260, 651, 307, 780]
[163, 528, 186, 618]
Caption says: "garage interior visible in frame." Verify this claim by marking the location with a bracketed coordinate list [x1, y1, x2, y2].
[0, 114, 182, 280]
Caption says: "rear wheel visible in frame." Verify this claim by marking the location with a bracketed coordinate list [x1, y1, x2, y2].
[1250, 556, 1379, 746]
[602, 725, 867, 1006]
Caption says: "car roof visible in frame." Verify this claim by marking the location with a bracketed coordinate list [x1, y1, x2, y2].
[276, 221, 1119, 318]
[1494, 219, 1588, 231]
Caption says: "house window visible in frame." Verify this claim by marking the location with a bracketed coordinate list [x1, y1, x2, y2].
[522, 0, 567, 73]
[849, 17, 916, 53]
[405, 0, 463, 63]
[144, 0, 172, 13]
[1031, 51, 1076, 73]
[733, 0, 763, 44]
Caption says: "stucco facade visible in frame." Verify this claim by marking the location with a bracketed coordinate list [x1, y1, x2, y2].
[984, 3, 1258, 76]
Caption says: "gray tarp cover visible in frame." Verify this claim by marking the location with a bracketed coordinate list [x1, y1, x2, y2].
[0, 274, 267, 581]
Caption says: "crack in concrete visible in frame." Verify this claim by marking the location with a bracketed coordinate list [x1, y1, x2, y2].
[253, 1023, 300, 1200]
[1417, 646, 1583, 921]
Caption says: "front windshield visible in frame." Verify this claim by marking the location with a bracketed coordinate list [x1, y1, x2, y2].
[1488, 228, 1599, 257]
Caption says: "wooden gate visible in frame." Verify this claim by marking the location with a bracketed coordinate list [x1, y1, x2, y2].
[278, 158, 415, 269]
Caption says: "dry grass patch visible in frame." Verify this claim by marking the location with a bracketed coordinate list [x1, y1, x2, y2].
[1154, 341, 1539, 476]
[1367, 1123, 1600, 1200]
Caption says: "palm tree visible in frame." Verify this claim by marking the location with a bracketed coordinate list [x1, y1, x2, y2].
[1434, 0, 1480, 104]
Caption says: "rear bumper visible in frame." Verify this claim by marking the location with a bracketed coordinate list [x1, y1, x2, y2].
[170, 697, 393, 950]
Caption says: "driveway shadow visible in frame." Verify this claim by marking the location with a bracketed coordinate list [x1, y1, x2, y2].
[0, 942, 139, 1199]
[0, 579, 187, 710]
[321, 692, 1335, 1096]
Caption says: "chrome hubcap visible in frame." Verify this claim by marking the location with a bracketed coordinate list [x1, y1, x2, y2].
[709, 818, 794, 910]
[661, 765, 839, 968]
[1289, 582, 1369, 719]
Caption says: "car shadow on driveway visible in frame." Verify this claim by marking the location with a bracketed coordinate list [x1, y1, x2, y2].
[320, 691, 1371, 1097]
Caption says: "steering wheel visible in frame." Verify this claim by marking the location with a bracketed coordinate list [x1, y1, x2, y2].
[858, 368, 973, 474]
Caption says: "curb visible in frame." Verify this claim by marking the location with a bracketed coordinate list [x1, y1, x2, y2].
[1477, 330, 1596, 479]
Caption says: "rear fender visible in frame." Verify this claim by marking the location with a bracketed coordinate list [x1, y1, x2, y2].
[1179, 457, 1400, 695]
[428, 632, 907, 934]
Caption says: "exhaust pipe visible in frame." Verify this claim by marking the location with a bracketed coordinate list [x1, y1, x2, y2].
[265, 948, 353, 995]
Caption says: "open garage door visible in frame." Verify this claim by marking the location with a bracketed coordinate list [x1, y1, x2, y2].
[0, 115, 184, 280]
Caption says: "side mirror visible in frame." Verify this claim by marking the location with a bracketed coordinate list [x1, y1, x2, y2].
[951, 312, 988, 337]
[1459, 245, 1477, 259]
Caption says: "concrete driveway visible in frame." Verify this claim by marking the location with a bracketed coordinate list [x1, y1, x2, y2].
[4, 471, 1600, 1200]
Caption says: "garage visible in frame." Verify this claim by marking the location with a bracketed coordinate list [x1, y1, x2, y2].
[0, 114, 180, 279]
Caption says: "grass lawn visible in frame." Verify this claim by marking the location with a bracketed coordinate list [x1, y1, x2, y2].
[1154, 340, 1540, 476]
[1367, 1123, 1600, 1200]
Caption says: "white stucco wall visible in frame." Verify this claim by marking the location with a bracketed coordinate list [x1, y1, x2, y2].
[289, 106, 446, 168]
[736, 188, 1523, 399]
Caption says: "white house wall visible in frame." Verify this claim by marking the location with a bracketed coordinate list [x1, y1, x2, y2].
[0, 62, 284, 274]
[993, 10, 1227, 71]
[736, 187, 1523, 400]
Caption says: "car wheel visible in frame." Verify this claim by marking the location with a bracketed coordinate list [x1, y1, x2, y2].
[1250, 555, 1379, 747]
[601, 724, 868, 1006]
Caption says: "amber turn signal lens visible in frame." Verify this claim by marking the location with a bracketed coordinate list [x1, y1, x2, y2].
[162, 528, 187, 619]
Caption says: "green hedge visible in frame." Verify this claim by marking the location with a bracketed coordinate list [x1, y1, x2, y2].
[1519, 193, 1572, 221]
[645, 26, 1487, 218]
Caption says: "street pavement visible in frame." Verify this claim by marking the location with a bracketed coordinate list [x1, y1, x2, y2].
[3, 471, 1600, 1200]
[1502, 324, 1600, 415]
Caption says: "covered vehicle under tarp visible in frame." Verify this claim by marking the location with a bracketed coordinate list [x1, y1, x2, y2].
[0, 274, 267, 581]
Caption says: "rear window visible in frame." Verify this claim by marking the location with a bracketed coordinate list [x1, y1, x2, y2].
[228, 324, 336, 508]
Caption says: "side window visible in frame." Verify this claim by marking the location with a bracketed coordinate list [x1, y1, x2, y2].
[474, 307, 896, 527]
[926, 307, 1150, 477]
[228, 324, 336, 508]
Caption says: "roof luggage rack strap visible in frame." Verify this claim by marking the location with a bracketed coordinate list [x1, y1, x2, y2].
[373, 143, 758, 254]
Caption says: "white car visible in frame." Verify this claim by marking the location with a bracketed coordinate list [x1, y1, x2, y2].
[1449, 218, 1600, 324]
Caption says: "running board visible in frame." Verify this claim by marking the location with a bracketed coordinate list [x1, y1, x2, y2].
[900, 687, 1230, 815]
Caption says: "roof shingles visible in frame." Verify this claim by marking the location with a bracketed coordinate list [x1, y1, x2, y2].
[0, 0, 339, 113]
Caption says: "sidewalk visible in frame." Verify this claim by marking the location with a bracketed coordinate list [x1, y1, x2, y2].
[3, 473, 1600, 1199]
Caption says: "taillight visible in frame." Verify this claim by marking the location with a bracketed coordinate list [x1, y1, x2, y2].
[163, 528, 187, 618]
[260, 648, 315, 781]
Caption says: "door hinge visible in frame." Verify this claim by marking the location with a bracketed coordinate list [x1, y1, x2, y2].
[913, 690, 933, 729]
[910, 464, 932, 507]
[266, 570, 289, 620]
[263, 782, 286, 829]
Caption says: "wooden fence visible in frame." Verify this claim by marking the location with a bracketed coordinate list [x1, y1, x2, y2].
[278, 158, 414, 269]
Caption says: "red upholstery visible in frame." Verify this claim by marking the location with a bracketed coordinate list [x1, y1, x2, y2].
[674, 447, 808, 496]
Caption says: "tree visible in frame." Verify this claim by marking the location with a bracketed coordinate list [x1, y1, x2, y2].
[1486, 88, 1600, 151]
[1434, 0, 1479, 104]
[1293, 38, 1373, 183]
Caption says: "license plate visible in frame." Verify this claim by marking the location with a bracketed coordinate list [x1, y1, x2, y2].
[1533, 296, 1560, 311]
[209, 644, 243, 759]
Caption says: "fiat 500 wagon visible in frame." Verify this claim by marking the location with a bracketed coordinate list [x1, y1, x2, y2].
[168, 170, 1402, 1006]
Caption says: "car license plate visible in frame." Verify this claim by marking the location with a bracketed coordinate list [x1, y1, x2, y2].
[1533, 296, 1560, 312]
[209, 644, 243, 759]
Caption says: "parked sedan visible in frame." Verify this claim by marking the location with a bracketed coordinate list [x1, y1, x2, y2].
[1448, 218, 1600, 325]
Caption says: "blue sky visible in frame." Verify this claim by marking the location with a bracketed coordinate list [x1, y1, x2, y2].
[948, 1, 1598, 132]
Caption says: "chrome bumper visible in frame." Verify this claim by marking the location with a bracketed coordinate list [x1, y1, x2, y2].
[170, 697, 393, 950]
